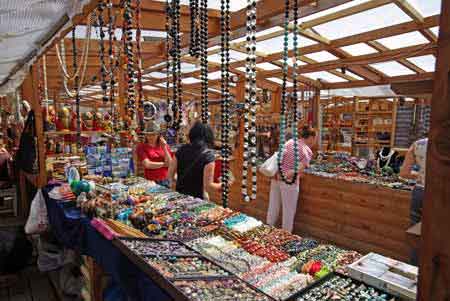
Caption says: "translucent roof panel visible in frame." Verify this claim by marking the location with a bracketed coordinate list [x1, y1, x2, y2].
[180, 62, 199, 73]
[298, 0, 372, 23]
[313, 4, 412, 40]
[236, 67, 246, 72]
[148, 72, 167, 79]
[208, 54, 222, 64]
[407, 0, 441, 17]
[256, 63, 280, 70]
[303, 51, 339, 62]
[208, 71, 222, 80]
[406, 55, 436, 72]
[369, 61, 416, 76]
[256, 26, 284, 38]
[430, 26, 439, 36]
[182, 77, 201, 84]
[268, 78, 293, 87]
[340, 43, 378, 56]
[256, 34, 316, 54]
[229, 50, 247, 61]
[303, 72, 348, 83]
[376, 31, 429, 49]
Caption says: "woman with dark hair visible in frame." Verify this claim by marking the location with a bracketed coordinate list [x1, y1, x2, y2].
[168, 121, 221, 199]
[267, 126, 317, 232]
[136, 131, 172, 187]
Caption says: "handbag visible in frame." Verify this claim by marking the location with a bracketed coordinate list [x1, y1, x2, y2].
[259, 152, 278, 177]
[16, 110, 39, 174]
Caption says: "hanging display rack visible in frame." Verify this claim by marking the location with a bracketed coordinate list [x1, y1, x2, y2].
[277, 0, 300, 185]
[242, 0, 258, 202]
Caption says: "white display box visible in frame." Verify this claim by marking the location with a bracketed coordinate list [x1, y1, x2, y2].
[348, 252, 418, 300]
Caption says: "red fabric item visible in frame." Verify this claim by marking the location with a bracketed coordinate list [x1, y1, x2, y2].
[136, 143, 172, 181]
[214, 159, 222, 183]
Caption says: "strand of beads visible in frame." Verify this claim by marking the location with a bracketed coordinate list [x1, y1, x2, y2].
[189, 0, 200, 58]
[96, 1, 108, 104]
[169, 0, 182, 131]
[163, 0, 172, 127]
[71, 28, 81, 150]
[242, 0, 258, 202]
[136, 0, 144, 131]
[106, 0, 116, 132]
[199, 0, 209, 123]
[123, 0, 135, 127]
[220, 0, 231, 208]
[277, 0, 300, 185]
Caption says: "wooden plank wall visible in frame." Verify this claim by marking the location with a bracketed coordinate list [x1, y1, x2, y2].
[212, 173, 411, 262]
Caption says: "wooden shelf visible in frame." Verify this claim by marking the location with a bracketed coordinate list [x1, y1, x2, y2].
[355, 111, 392, 115]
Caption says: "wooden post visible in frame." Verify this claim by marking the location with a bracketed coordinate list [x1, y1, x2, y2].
[418, 1, 450, 300]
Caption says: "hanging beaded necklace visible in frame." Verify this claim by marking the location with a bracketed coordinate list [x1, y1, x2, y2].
[199, 0, 209, 124]
[106, 0, 117, 132]
[71, 28, 81, 151]
[136, 0, 144, 131]
[220, 0, 231, 208]
[169, 0, 183, 132]
[96, 1, 109, 104]
[123, 0, 135, 127]
[242, 0, 258, 202]
[164, 0, 172, 127]
[189, 0, 200, 58]
[277, 0, 300, 185]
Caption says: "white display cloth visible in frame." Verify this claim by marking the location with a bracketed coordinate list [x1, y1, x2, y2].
[0, 0, 90, 95]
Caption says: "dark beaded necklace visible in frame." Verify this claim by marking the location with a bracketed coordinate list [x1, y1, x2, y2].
[164, 0, 172, 127]
[199, 0, 209, 124]
[189, 0, 200, 58]
[106, 0, 117, 132]
[96, 1, 108, 104]
[277, 0, 300, 185]
[136, 0, 144, 131]
[220, 0, 231, 207]
[123, 0, 135, 127]
[169, 0, 182, 132]
[71, 28, 81, 150]
[242, 0, 257, 202]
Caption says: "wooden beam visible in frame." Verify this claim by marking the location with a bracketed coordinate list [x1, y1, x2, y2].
[367, 41, 426, 74]
[322, 72, 434, 89]
[393, 0, 424, 23]
[418, 0, 450, 299]
[263, 43, 436, 77]
[390, 79, 434, 97]
[264, 14, 439, 63]
[300, 0, 392, 29]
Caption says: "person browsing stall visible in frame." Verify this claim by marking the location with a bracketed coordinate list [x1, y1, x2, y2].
[168, 121, 222, 199]
[136, 131, 173, 187]
[267, 126, 317, 232]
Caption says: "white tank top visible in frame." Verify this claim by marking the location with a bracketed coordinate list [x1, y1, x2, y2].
[413, 138, 428, 186]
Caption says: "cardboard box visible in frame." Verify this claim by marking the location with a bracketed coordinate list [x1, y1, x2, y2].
[348, 253, 418, 300]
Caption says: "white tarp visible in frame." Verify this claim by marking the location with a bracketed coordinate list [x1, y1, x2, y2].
[0, 0, 90, 95]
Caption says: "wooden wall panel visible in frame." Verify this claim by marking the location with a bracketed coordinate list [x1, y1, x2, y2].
[212, 171, 411, 262]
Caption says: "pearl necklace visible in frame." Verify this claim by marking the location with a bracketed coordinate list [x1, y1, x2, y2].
[377, 148, 395, 169]
[169, 0, 182, 132]
[200, 0, 209, 124]
[136, 0, 144, 131]
[242, 0, 257, 202]
[123, 0, 136, 126]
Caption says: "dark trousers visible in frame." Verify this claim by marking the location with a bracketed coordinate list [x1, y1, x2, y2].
[410, 185, 424, 265]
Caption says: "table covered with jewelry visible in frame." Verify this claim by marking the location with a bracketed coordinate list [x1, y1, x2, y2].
[43, 176, 407, 300]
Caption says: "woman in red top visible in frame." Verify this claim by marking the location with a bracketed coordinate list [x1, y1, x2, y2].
[136, 132, 172, 187]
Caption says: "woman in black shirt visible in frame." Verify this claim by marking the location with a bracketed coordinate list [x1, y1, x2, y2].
[168, 122, 221, 199]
